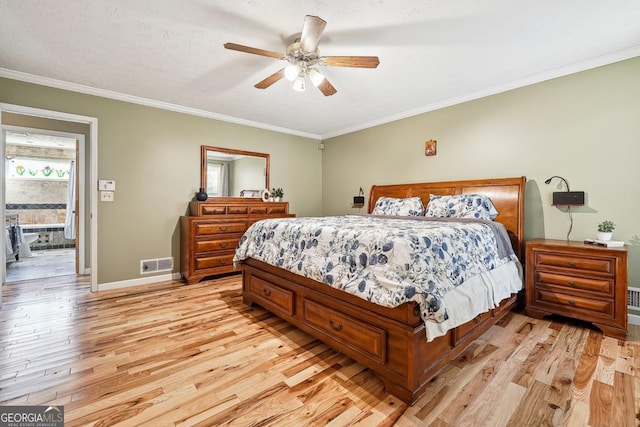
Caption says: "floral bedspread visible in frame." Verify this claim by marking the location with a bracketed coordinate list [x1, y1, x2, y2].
[233, 215, 515, 324]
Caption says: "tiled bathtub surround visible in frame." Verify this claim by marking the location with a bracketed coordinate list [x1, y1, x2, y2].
[20, 224, 75, 250]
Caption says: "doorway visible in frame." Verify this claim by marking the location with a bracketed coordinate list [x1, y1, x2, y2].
[1, 103, 98, 305]
[4, 128, 80, 282]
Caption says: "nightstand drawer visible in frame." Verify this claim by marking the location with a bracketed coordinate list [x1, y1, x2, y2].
[535, 289, 613, 316]
[536, 253, 613, 275]
[535, 271, 613, 295]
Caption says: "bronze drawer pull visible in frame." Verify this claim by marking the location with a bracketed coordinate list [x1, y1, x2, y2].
[567, 261, 575, 267]
[219, 242, 228, 248]
[568, 300, 575, 306]
[263, 289, 272, 297]
[218, 226, 229, 232]
[567, 280, 575, 286]
[329, 320, 344, 332]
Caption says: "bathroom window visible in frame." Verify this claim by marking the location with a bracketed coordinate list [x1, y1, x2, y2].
[7, 158, 72, 181]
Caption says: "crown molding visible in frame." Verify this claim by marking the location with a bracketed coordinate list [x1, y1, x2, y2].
[0, 68, 322, 141]
[322, 46, 640, 139]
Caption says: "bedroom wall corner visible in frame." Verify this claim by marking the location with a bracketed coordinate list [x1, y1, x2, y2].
[321, 56, 640, 287]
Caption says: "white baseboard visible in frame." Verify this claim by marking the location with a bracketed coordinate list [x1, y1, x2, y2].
[97, 272, 182, 291]
[628, 313, 640, 326]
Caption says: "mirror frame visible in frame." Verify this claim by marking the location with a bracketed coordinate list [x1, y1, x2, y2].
[200, 145, 270, 198]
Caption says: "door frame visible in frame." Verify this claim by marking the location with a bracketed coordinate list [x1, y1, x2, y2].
[1, 103, 98, 293]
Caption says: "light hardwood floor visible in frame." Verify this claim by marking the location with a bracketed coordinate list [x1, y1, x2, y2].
[1, 274, 638, 426]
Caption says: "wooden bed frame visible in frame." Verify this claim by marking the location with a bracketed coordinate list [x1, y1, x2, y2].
[241, 176, 526, 404]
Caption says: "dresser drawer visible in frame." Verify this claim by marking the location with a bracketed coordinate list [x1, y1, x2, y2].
[194, 221, 246, 236]
[247, 276, 294, 317]
[535, 253, 613, 275]
[194, 235, 242, 253]
[248, 205, 268, 214]
[200, 205, 227, 215]
[535, 271, 613, 296]
[268, 205, 287, 214]
[194, 252, 235, 270]
[302, 298, 386, 365]
[227, 205, 250, 215]
[534, 289, 613, 317]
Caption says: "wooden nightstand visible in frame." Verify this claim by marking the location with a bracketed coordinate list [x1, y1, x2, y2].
[525, 238, 628, 339]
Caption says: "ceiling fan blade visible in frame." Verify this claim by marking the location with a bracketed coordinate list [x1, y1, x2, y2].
[299, 15, 326, 53]
[322, 56, 380, 68]
[224, 42, 284, 59]
[316, 78, 337, 96]
[254, 69, 285, 89]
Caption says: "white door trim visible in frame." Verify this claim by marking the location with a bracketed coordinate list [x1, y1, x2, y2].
[0, 103, 98, 292]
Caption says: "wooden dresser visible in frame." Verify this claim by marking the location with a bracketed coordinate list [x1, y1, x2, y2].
[525, 238, 628, 339]
[180, 199, 294, 284]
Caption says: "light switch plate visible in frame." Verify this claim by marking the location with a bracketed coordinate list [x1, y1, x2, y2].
[100, 191, 114, 202]
[98, 179, 116, 191]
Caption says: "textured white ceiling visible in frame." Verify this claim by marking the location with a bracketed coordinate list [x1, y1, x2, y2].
[1, 1, 640, 139]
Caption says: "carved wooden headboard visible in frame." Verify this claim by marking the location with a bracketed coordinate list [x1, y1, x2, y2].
[368, 176, 526, 260]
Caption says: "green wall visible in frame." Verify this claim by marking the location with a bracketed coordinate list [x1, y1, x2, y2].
[3, 57, 640, 291]
[1, 78, 322, 284]
[323, 57, 640, 288]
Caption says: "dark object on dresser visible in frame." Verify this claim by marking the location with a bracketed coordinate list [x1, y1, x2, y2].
[195, 188, 208, 201]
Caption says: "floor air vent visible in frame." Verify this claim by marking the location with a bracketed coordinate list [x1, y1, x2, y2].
[628, 287, 640, 310]
[140, 257, 174, 274]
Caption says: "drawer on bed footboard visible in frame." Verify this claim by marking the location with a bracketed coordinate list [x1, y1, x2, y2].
[246, 276, 295, 317]
[452, 311, 493, 345]
[302, 298, 386, 365]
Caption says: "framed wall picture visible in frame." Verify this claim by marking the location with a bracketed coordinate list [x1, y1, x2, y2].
[425, 139, 437, 156]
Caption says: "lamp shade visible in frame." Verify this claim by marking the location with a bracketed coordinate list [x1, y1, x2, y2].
[284, 65, 300, 81]
[308, 68, 325, 87]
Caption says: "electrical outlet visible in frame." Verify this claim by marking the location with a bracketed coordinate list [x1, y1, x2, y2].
[100, 191, 114, 202]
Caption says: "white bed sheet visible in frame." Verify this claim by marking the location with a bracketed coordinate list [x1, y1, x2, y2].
[424, 258, 523, 341]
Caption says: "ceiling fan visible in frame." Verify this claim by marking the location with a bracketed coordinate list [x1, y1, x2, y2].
[224, 15, 379, 96]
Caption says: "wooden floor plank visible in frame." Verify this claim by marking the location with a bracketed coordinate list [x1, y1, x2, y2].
[1, 275, 639, 426]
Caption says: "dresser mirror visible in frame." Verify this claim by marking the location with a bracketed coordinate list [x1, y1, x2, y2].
[201, 146, 270, 198]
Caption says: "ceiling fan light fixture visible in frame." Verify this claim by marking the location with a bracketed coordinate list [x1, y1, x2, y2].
[284, 64, 300, 81]
[292, 76, 306, 92]
[224, 15, 379, 96]
[308, 68, 324, 87]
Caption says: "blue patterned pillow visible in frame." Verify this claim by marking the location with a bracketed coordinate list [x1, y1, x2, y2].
[425, 194, 499, 220]
[372, 197, 425, 216]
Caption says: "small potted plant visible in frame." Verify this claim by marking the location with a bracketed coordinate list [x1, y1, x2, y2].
[597, 220, 615, 241]
[271, 187, 284, 202]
